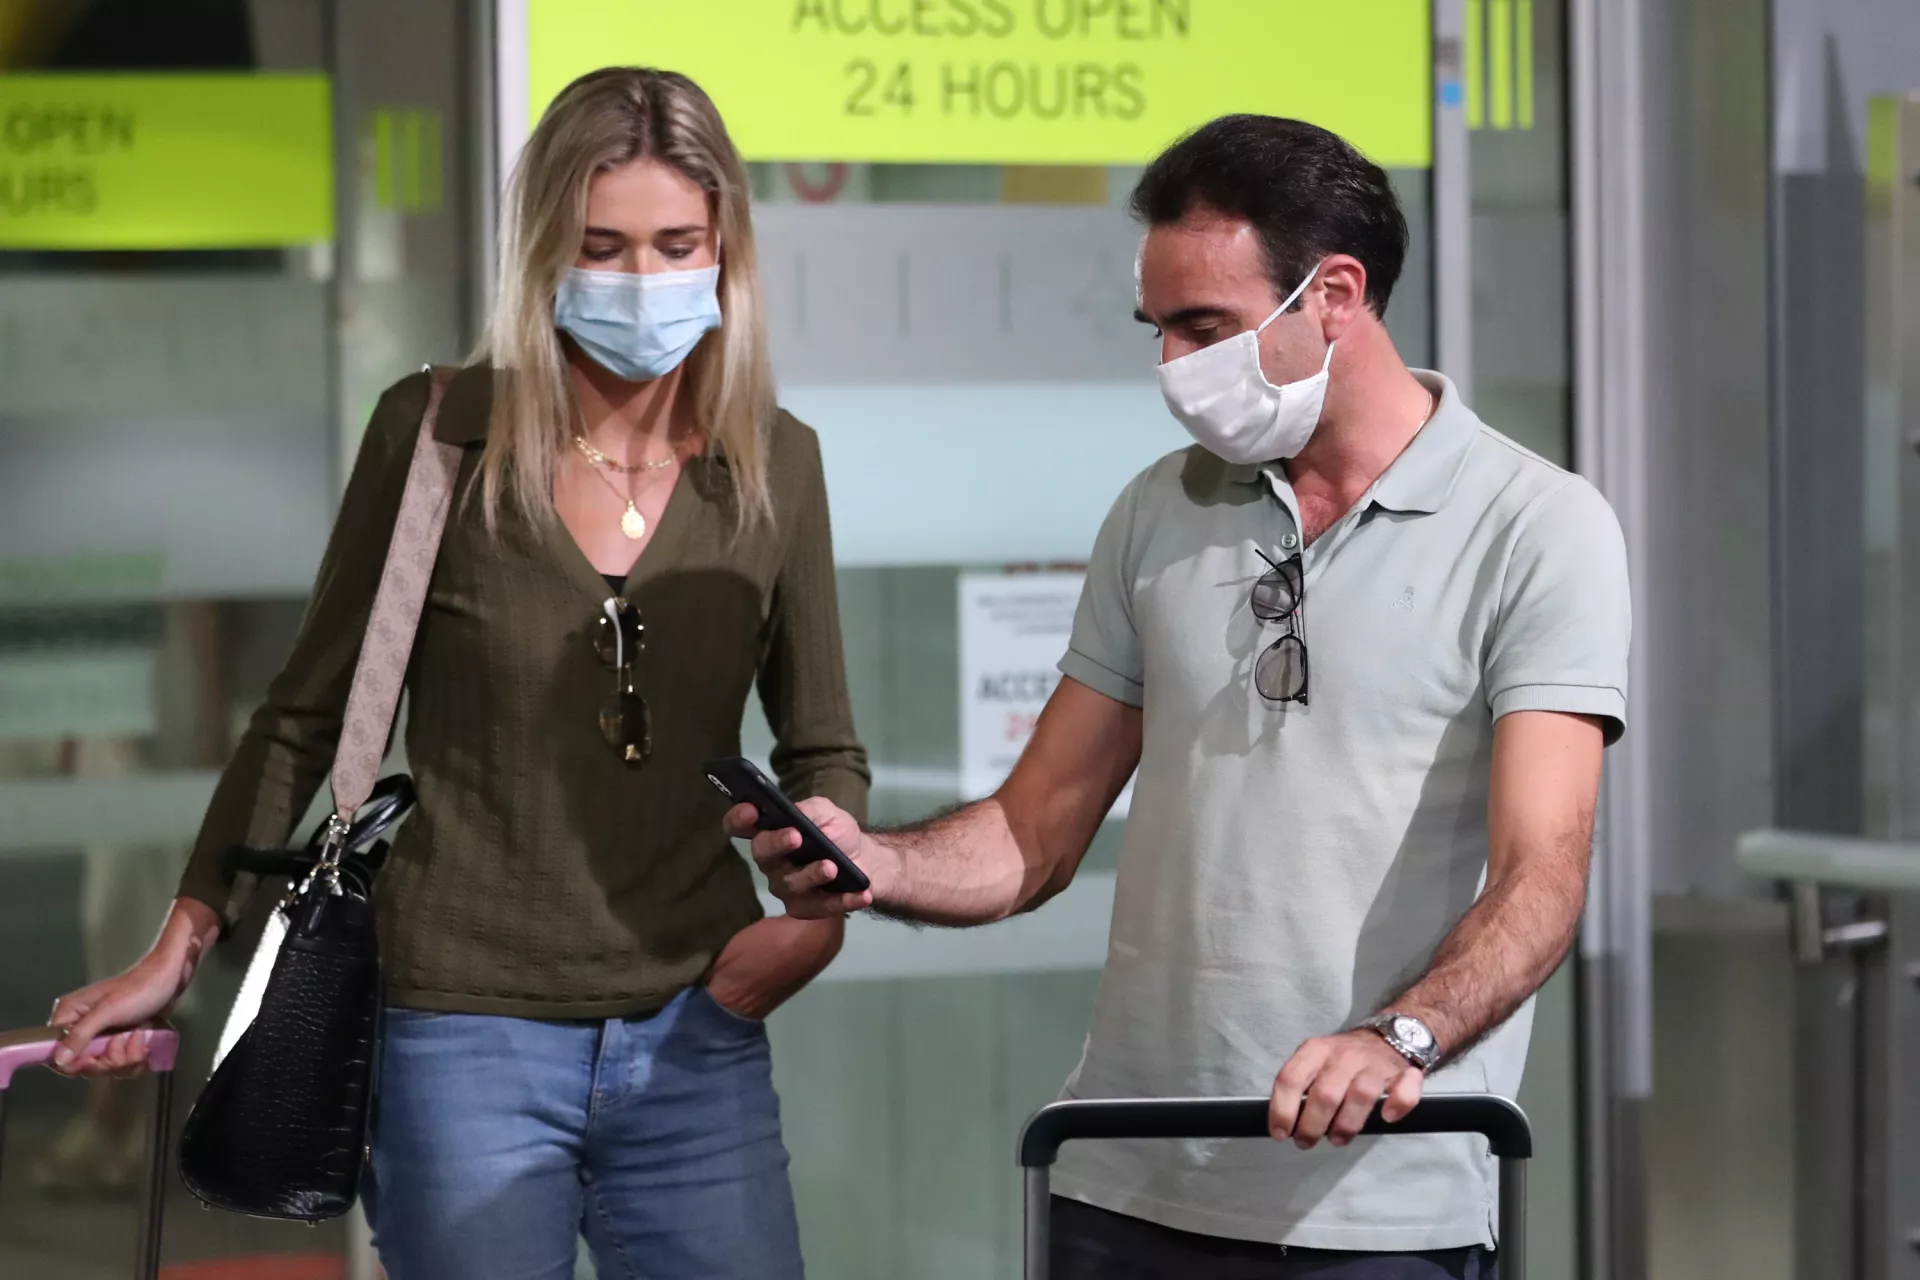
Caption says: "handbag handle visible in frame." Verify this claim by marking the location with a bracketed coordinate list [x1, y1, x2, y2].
[327, 368, 462, 828]
[226, 776, 419, 878]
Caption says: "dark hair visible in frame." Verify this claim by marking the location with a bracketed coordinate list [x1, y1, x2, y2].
[1129, 115, 1409, 318]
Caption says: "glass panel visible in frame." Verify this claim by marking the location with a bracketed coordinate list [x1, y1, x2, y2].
[774, 972, 1102, 1276]
[0, 0, 340, 1268]
[1470, 0, 1570, 465]
[1626, 0, 1788, 1273]
[1465, 3, 1580, 1274]
[0, 0, 474, 1273]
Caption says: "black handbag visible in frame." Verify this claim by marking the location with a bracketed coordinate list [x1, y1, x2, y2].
[176, 779, 413, 1219]
[176, 366, 461, 1221]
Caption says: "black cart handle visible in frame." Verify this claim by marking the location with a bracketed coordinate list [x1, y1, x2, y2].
[1018, 1093, 1532, 1167]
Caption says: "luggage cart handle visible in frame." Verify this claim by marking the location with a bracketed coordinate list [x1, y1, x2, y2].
[1019, 1093, 1531, 1280]
[0, 1024, 179, 1089]
[1019, 1092, 1532, 1166]
[0, 1024, 178, 1280]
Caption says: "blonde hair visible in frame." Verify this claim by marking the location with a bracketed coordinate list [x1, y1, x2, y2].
[474, 67, 776, 531]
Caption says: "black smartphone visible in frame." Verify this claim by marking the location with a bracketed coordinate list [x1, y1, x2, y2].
[704, 756, 872, 895]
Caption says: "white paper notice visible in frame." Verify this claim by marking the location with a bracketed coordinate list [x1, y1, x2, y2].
[958, 571, 1132, 818]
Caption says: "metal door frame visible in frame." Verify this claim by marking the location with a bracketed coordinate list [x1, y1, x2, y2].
[1569, 0, 1656, 1274]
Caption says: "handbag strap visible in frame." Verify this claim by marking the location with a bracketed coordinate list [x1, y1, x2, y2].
[329, 366, 461, 826]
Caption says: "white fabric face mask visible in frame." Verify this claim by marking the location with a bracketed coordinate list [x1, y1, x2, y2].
[1155, 262, 1334, 465]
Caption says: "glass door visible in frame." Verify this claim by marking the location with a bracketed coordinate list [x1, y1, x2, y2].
[503, 8, 1448, 1277]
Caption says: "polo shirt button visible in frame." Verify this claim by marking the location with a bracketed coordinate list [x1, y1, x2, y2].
[1280, 533, 1299, 551]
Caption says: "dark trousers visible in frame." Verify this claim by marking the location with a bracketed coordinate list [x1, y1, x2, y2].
[1051, 1197, 1498, 1280]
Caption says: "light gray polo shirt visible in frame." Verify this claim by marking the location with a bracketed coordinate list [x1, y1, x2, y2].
[1053, 371, 1629, 1251]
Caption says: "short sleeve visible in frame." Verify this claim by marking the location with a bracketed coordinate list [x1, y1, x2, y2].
[1484, 476, 1632, 745]
[1059, 473, 1148, 708]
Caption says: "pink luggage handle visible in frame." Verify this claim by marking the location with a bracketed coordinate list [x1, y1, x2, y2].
[0, 1024, 180, 1088]
[0, 1023, 177, 1279]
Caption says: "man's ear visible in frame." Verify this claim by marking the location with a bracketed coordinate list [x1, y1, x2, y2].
[1316, 255, 1371, 341]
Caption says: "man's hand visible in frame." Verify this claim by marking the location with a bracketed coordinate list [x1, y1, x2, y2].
[726, 796, 892, 919]
[723, 680, 1139, 928]
[1269, 1029, 1424, 1149]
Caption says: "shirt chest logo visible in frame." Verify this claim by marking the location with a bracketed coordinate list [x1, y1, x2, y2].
[1392, 586, 1417, 612]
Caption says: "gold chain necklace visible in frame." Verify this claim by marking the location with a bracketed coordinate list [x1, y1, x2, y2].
[573, 437, 675, 540]
[573, 434, 676, 475]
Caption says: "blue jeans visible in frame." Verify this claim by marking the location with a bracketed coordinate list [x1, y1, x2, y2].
[362, 987, 804, 1280]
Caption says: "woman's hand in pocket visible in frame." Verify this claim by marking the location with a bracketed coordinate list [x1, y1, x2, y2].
[704, 915, 845, 1021]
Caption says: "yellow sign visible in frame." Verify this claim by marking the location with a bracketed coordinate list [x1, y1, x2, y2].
[373, 107, 445, 213]
[1867, 96, 1897, 193]
[0, 74, 333, 249]
[527, 1, 1432, 169]
[1464, 0, 1535, 132]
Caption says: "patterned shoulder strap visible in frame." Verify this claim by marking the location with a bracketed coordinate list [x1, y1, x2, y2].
[329, 366, 462, 822]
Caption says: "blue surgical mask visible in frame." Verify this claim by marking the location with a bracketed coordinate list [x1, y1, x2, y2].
[554, 261, 722, 382]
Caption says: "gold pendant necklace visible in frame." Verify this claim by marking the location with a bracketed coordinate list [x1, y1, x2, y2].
[579, 450, 649, 540]
[573, 436, 673, 540]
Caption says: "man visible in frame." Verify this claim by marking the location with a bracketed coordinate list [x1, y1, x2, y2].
[735, 116, 1629, 1278]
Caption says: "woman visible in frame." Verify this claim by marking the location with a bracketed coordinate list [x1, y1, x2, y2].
[47, 67, 866, 1280]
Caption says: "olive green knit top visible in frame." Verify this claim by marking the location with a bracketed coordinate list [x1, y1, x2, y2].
[179, 365, 869, 1017]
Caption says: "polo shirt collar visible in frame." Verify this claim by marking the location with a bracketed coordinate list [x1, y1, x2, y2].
[1224, 369, 1478, 515]
[1365, 370, 1477, 515]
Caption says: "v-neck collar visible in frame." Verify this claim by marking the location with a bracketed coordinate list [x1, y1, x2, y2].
[434, 363, 724, 602]
[547, 458, 703, 603]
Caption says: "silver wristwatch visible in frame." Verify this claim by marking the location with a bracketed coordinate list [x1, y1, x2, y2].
[1359, 1013, 1442, 1071]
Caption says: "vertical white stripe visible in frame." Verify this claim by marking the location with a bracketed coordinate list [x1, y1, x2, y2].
[495, 0, 530, 196]
[1572, 0, 1653, 1100]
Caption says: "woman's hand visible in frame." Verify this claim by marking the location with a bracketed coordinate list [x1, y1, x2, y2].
[48, 898, 220, 1077]
[703, 914, 845, 1021]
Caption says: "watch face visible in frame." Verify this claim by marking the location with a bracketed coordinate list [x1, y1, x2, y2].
[1392, 1016, 1435, 1051]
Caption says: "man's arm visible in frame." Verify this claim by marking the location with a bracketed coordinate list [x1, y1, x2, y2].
[736, 677, 1142, 926]
[1270, 709, 1603, 1147]
[1386, 711, 1598, 1053]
